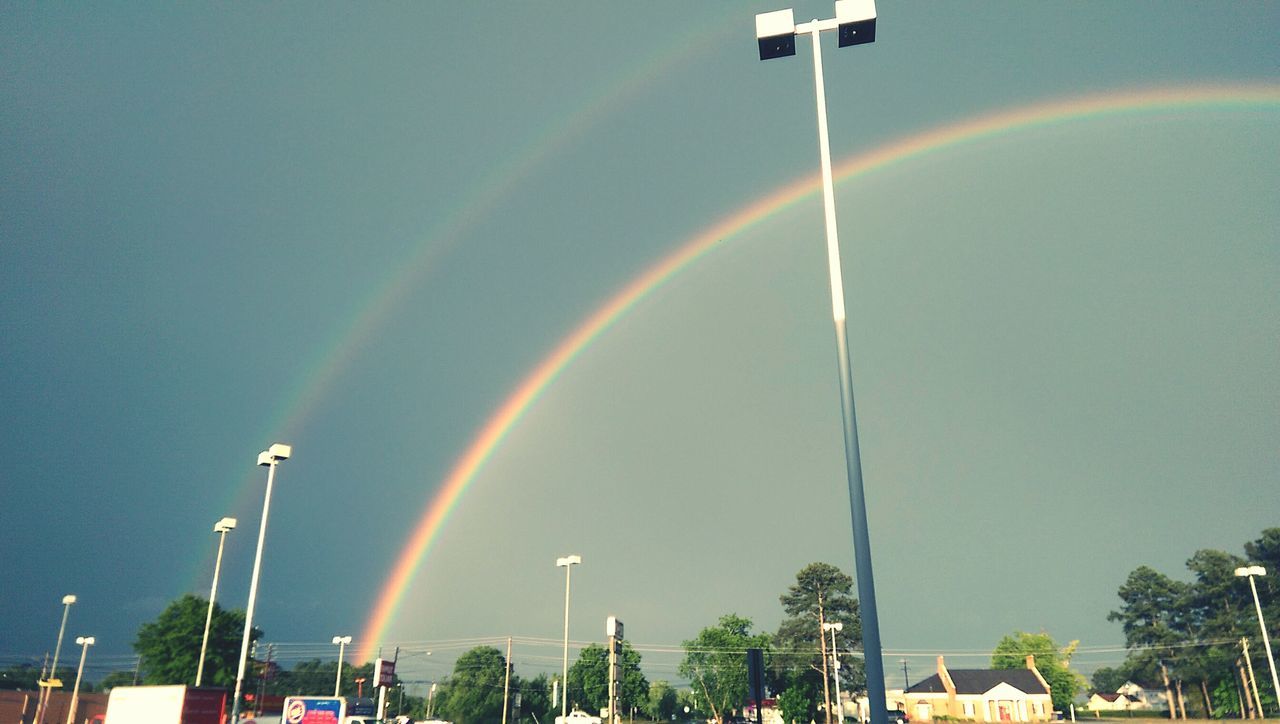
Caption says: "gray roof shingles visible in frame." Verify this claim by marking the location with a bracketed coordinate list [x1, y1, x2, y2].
[906, 670, 1049, 696]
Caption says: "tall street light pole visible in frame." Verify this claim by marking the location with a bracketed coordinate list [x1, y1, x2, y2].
[557, 554, 582, 722]
[333, 636, 352, 696]
[753, 4, 886, 724]
[65, 636, 94, 724]
[197, 517, 237, 687]
[35, 594, 76, 724]
[230, 443, 291, 724]
[824, 622, 845, 724]
[1236, 566, 1280, 713]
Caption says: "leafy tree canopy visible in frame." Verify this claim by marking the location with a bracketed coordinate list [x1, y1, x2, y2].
[991, 631, 1083, 712]
[568, 641, 648, 716]
[438, 646, 509, 724]
[680, 614, 771, 723]
[134, 594, 257, 687]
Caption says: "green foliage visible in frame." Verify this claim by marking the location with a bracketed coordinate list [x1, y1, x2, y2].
[647, 681, 679, 721]
[774, 562, 863, 717]
[680, 614, 772, 722]
[776, 685, 814, 724]
[991, 631, 1083, 712]
[516, 672, 552, 722]
[568, 641, 648, 715]
[438, 646, 510, 724]
[1089, 666, 1127, 694]
[134, 594, 256, 687]
[1106, 528, 1280, 720]
[97, 670, 139, 692]
[0, 663, 74, 690]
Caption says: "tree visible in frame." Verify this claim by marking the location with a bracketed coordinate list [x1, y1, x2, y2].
[991, 631, 1083, 713]
[680, 614, 772, 723]
[437, 646, 509, 724]
[775, 563, 862, 724]
[134, 594, 257, 687]
[1089, 666, 1127, 695]
[568, 642, 648, 715]
[519, 672, 554, 723]
[98, 670, 140, 692]
[647, 681, 679, 721]
[777, 683, 818, 724]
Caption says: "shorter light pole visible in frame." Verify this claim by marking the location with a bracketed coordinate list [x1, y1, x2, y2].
[557, 554, 582, 723]
[1236, 566, 1280, 713]
[197, 517, 236, 687]
[35, 594, 77, 724]
[65, 636, 94, 724]
[333, 636, 352, 696]
[823, 622, 845, 724]
[427, 682, 437, 717]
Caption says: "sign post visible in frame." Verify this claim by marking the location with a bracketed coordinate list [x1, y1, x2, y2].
[607, 617, 625, 724]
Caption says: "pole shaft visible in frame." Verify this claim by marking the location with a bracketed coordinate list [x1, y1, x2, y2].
[808, 25, 887, 724]
[37, 601, 74, 724]
[335, 642, 345, 697]
[65, 643, 89, 724]
[830, 627, 845, 724]
[1248, 576, 1280, 713]
[197, 529, 228, 687]
[562, 565, 573, 721]
[231, 460, 277, 723]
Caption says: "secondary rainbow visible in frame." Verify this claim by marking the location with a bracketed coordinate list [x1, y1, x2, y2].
[356, 83, 1280, 661]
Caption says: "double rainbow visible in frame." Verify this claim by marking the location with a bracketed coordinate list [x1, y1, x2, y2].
[353, 83, 1279, 662]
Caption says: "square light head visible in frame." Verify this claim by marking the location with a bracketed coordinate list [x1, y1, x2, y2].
[214, 517, 238, 533]
[836, 0, 876, 47]
[62, 594, 77, 605]
[755, 8, 796, 60]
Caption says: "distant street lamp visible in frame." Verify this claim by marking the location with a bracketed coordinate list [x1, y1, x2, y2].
[753, 3, 886, 723]
[196, 516, 237, 687]
[333, 636, 353, 696]
[229, 443, 291, 724]
[557, 554, 582, 722]
[1236, 566, 1280, 713]
[64, 636, 94, 724]
[823, 622, 845, 724]
[35, 594, 77, 724]
[355, 676, 367, 698]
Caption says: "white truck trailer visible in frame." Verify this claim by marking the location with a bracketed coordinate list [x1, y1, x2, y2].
[103, 685, 227, 724]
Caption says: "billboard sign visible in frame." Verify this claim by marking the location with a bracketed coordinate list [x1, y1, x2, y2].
[374, 657, 395, 688]
[282, 696, 345, 724]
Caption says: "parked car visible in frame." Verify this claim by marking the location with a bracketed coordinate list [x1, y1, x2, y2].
[555, 711, 602, 724]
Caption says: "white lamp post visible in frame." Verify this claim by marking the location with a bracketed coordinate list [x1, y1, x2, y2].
[823, 622, 845, 724]
[753, 4, 887, 723]
[34, 594, 76, 724]
[229, 443, 291, 723]
[196, 516, 237, 687]
[333, 635, 352, 696]
[1236, 565, 1280, 713]
[557, 554, 582, 722]
[65, 636, 94, 724]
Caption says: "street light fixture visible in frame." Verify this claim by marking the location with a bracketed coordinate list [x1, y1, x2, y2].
[333, 636, 353, 696]
[823, 622, 845, 724]
[557, 554, 582, 722]
[229, 443, 291, 723]
[753, 4, 886, 723]
[34, 594, 77, 724]
[65, 636, 94, 724]
[1236, 565, 1279, 713]
[196, 516, 237, 687]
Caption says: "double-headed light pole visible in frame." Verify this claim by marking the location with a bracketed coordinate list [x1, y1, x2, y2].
[230, 443, 291, 724]
[557, 554, 581, 722]
[753, 4, 887, 723]
[1236, 565, 1279, 713]
[65, 636, 94, 724]
[333, 635, 352, 696]
[196, 516, 237, 687]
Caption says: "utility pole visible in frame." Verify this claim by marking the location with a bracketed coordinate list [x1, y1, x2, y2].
[503, 637, 513, 724]
[901, 659, 909, 691]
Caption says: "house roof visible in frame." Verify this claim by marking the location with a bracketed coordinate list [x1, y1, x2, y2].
[907, 669, 1050, 696]
[1092, 693, 1128, 702]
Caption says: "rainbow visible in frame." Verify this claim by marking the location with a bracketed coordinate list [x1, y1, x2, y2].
[355, 83, 1280, 662]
